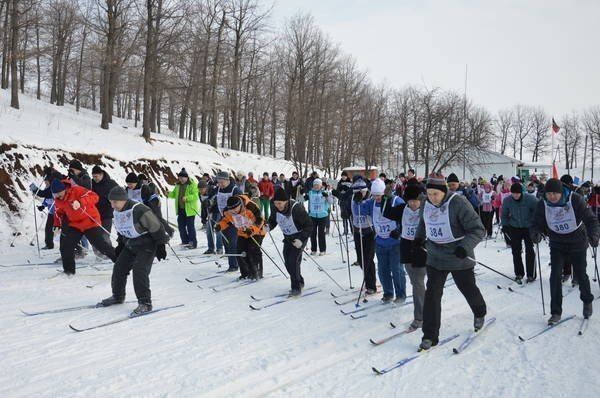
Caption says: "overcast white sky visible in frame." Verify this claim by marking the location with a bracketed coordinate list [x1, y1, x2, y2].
[270, 0, 600, 117]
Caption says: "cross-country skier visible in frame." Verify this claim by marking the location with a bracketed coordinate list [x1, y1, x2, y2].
[530, 178, 599, 325]
[100, 186, 169, 315]
[167, 168, 199, 249]
[351, 177, 377, 294]
[269, 187, 313, 296]
[305, 178, 330, 255]
[213, 171, 243, 271]
[415, 172, 487, 351]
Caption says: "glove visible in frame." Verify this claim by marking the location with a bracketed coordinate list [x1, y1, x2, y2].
[501, 225, 511, 235]
[29, 183, 38, 193]
[531, 233, 542, 244]
[156, 244, 167, 261]
[292, 239, 303, 249]
[454, 246, 468, 259]
[71, 200, 81, 210]
[390, 230, 401, 240]
[37, 205, 45, 211]
[590, 238, 599, 248]
[114, 242, 124, 258]
[214, 224, 222, 233]
[353, 192, 363, 202]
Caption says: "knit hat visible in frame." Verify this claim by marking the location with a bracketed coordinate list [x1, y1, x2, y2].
[313, 178, 323, 187]
[351, 178, 367, 191]
[137, 173, 148, 182]
[50, 179, 66, 194]
[69, 159, 83, 171]
[108, 186, 128, 201]
[125, 172, 138, 183]
[447, 173, 459, 183]
[216, 171, 230, 181]
[426, 172, 448, 193]
[273, 187, 289, 201]
[510, 183, 523, 194]
[177, 168, 189, 178]
[91, 165, 104, 175]
[370, 178, 386, 196]
[198, 180, 208, 189]
[560, 174, 574, 185]
[226, 196, 242, 210]
[404, 185, 420, 201]
[545, 178, 563, 194]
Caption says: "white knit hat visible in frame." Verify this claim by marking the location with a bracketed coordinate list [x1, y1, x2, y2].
[313, 178, 323, 187]
[371, 179, 386, 196]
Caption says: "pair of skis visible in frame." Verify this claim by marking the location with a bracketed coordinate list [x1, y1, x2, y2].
[249, 289, 322, 310]
[517, 315, 586, 340]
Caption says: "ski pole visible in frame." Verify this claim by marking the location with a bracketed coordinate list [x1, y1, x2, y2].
[33, 201, 41, 257]
[535, 243, 546, 315]
[250, 235, 288, 279]
[593, 247, 600, 292]
[10, 178, 45, 247]
[332, 208, 354, 289]
[303, 248, 345, 291]
[356, 201, 368, 302]
[466, 256, 518, 284]
[167, 242, 182, 263]
[267, 230, 286, 265]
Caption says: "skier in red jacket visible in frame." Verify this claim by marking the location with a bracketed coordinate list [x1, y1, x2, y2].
[52, 179, 116, 275]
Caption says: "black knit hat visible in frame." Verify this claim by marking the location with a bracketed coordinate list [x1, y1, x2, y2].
[91, 165, 104, 175]
[226, 196, 242, 210]
[177, 168, 189, 178]
[137, 173, 148, 182]
[125, 172, 138, 183]
[545, 178, 563, 194]
[273, 187, 289, 201]
[69, 159, 83, 171]
[404, 185, 420, 201]
[560, 174, 573, 185]
[510, 183, 523, 194]
[426, 172, 448, 193]
[108, 186, 128, 201]
[447, 173, 459, 183]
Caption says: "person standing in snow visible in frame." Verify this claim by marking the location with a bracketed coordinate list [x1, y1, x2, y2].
[90, 166, 118, 257]
[167, 168, 199, 249]
[214, 171, 243, 271]
[370, 178, 407, 303]
[215, 195, 265, 280]
[447, 173, 480, 211]
[501, 182, 538, 283]
[332, 171, 353, 235]
[530, 178, 599, 325]
[30, 175, 57, 250]
[478, 182, 495, 238]
[258, 172, 274, 220]
[285, 170, 304, 201]
[51, 178, 116, 275]
[305, 178, 330, 255]
[415, 172, 487, 351]
[199, 179, 222, 255]
[100, 186, 169, 315]
[269, 187, 313, 297]
[351, 177, 377, 294]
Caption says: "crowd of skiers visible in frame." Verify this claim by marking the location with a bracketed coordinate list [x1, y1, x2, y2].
[25, 159, 600, 350]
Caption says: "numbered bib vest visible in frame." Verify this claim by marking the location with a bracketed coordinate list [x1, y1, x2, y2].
[544, 198, 580, 234]
[372, 201, 397, 239]
[217, 189, 234, 215]
[481, 192, 493, 204]
[276, 202, 300, 236]
[127, 188, 142, 203]
[230, 212, 252, 229]
[352, 201, 373, 229]
[401, 206, 421, 241]
[423, 194, 462, 244]
[113, 203, 147, 239]
[308, 191, 328, 218]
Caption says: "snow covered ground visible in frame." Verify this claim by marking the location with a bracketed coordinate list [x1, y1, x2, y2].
[1, 93, 600, 397]
[1, 225, 600, 397]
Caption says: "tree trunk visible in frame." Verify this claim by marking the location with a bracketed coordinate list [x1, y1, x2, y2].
[75, 27, 88, 112]
[9, 0, 19, 109]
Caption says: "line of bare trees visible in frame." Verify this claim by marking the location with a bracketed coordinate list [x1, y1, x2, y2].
[4, 1, 593, 179]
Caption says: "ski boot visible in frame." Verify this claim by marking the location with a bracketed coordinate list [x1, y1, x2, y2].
[381, 295, 393, 304]
[203, 249, 215, 255]
[419, 338, 438, 351]
[547, 314, 561, 325]
[526, 276, 536, 283]
[410, 319, 423, 330]
[288, 289, 301, 298]
[100, 296, 125, 307]
[583, 302, 593, 319]
[394, 296, 406, 304]
[515, 276, 523, 284]
[132, 303, 153, 315]
[474, 316, 485, 331]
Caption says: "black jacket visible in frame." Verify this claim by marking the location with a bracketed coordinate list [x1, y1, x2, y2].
[69, 170, 92, 190]
[92, 172, 119, 220]
[531, 191, 600, 252]
[333, 178, 353, 219]
[383, 202, 427, 267]
[115, 200, 170, 250]
[268, 199, 313, 242]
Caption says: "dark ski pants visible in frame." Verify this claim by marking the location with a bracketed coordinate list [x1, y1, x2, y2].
[44, 213, 55, 249]
[60, 226, 116, 274]
[112, 244, 155, 304]
[342, 216, 351, 235]
[310, 216, 328, 253]
[206, 216, 223, 252]
[354, 230, 377, 291]
[509, 227, 535, 278]
[283, 240, 305, 291]
[549, 249, 594, 315]
[91, 218, 113, 257]
[422, 266, 487, 343]
[177, 209, 197, 247]
[237, 235, 263, 279]
[480, 211, 493, 237]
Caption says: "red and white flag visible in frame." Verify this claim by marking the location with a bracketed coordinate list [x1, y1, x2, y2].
[552, 118, 560, 135]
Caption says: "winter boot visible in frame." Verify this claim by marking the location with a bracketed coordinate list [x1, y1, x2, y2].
[419, 338, 438, 351]
[310, 251, 317, 256]
[381, 295, 393, 304]
[561, 274, 570, 283]
[132, 303, 153, 315]
[226, 266, 239, 273]
[583, 302, 593, 319]
[410, 319, 423, 330]
[515, 276, 523, 284]
[474, 316, 485, 331]
[365, 288, 377, 296]
[100, 296, 125, 307]
[394, 296, 406, 304]
[203, 249, 215, 255]
[288, 289, 302, 298]
[526, 276, 536, 283]
[547, 314, 561, 325]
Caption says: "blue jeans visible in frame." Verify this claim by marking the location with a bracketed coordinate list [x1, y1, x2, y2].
[376, 244, 406, 299]
[206, 216, 223, 251]
[177, 209, 197, 247]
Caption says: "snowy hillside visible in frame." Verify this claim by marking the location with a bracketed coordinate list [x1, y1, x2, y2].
[1, 93, 600, 398]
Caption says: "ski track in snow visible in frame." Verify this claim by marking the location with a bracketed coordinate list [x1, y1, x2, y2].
[1, 229, 600, 397]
